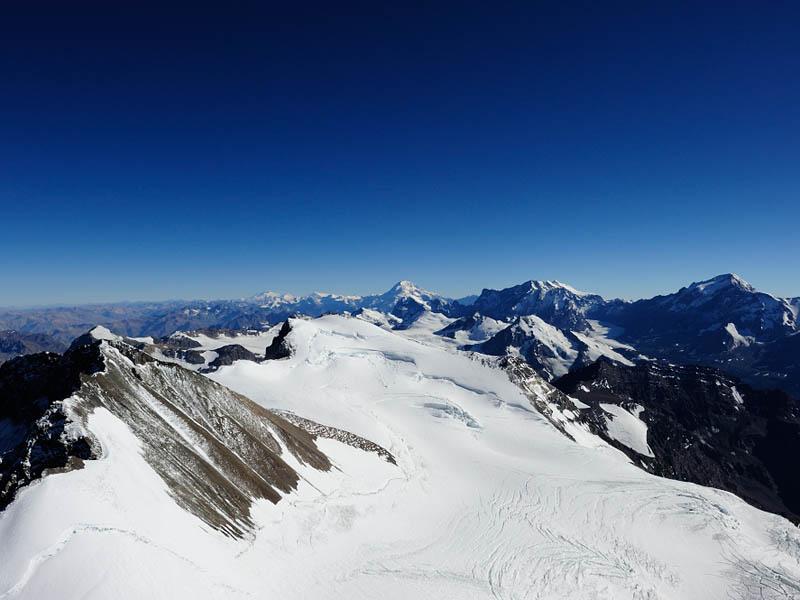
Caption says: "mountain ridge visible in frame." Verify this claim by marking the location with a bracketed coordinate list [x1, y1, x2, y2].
[2, 274, 799, 396]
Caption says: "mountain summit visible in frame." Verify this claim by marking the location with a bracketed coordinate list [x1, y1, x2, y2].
[470, 279, 605, 329]
[685, 273, 756, 295]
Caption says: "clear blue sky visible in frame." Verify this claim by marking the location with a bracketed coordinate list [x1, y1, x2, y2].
[1, 2, 798, 306]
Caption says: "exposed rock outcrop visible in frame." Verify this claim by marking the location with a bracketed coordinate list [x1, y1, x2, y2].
[0, 330, 393, 537]
[263, 321, 293, 360]
[555, 358, 800, 523]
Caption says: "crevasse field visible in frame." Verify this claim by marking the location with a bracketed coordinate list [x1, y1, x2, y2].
[1, 315, 798, 599]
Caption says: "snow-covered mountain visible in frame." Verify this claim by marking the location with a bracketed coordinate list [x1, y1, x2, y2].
[465, 315, 637, 380]
[2, 274, 799, 396]
[2, 316, 798, 598]
[0, 282, 459, 351]
[470, 279, 604, 330]
[597, 273, 800, 396]
[427, 274, 800, 397]
[602, 273, 797, 342]
[249, 280, 461, 324]
[0, 327, 391, 528]
[251, 290, 362, 314]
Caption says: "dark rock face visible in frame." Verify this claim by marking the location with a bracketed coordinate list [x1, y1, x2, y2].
[205, 344, 258, 371]
[263, 321, 293, 360]
[389, 298, 427, 329]
[555, 358, 800, 523]
[0, 342, 104, 510]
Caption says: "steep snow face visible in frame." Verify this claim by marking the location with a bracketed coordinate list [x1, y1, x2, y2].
[75, 342, 335, 537]
[435, 313, 508, 344]
[516, 315, 579, 371]
[467, 316, 637, 381]
[390, 309, 457, 347]
[354, 308, 402, 330]
[467, 315, 579, 380]
[599, 403, 654, 458]
[2, 317, 799, 599]
[0, 330, 397, 599]
[724, 322, 754, 348]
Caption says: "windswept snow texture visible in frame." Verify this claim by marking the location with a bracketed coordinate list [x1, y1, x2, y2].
[1, 316, 799, 599]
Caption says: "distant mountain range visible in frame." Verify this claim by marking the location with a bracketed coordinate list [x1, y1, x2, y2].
[1, 273, 798, 397]
[2, 277, 799, 598]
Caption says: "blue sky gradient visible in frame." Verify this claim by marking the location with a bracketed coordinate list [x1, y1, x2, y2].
[1, 2, 798, 305]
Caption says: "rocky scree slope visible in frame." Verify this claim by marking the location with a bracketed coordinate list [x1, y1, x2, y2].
[0, 329, 393, 537]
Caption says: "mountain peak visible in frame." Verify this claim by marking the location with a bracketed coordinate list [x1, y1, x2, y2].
[390, 280, 421, 293]
[526, 279, 589, 297]
[89, 325, 121, 341]
[687, 273, 754, 295]
[250, 290, 299, 305]
[384, 280, 438, 300]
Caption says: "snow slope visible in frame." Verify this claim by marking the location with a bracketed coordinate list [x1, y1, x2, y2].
[1, 316, 799, 599]
[210, 316, 800, 599]
[599, 403, 654, 457]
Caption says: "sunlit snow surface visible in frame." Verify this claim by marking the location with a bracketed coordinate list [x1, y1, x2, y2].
[2, 315, 799, 599]
[599, 403, 655, 457]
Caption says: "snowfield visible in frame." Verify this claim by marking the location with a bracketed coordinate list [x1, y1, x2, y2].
[1, 315, 799, 599]
[599, 403, 654, 458]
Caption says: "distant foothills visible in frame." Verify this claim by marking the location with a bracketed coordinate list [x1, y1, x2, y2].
[1, 274, 799, 398]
